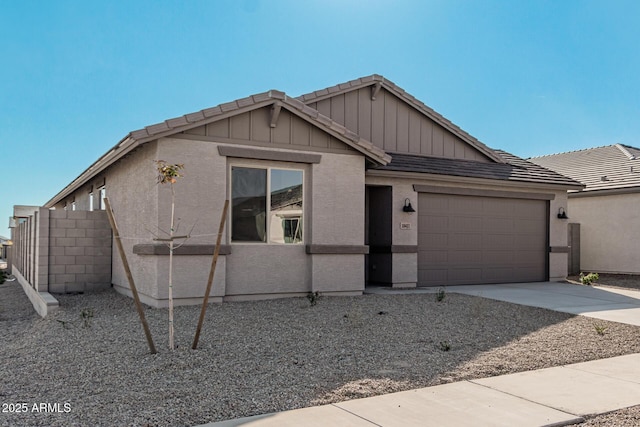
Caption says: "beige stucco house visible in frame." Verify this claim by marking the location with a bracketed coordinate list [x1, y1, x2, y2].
[530, 144, 640, 274]
[40, 75, 581, 307]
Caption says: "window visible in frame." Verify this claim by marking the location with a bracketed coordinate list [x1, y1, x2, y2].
[231, 166, 303, 244]
[98, 186, 106, 210]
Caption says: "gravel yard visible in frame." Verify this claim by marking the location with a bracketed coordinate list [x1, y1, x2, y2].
[2, 278, 640, 427]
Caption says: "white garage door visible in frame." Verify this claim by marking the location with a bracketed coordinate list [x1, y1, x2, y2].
[418, 193, 548, 286]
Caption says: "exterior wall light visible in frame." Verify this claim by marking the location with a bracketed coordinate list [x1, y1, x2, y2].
[403, 198, 416, 213]
[557, 207, 568, 219]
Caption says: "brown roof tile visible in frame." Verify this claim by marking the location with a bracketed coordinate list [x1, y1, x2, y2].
[372, 151, 581, 187]
[184, 111, 206, 122]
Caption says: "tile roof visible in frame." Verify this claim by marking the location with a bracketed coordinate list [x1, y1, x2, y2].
[529, 144, 640, 193]
[46, 90, 391, 207]
[371, 151, 582, 187]
[297, 74, 505, 164]
[126, 90, 390, 165]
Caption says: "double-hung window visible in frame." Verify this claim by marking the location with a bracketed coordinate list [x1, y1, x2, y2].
[231, 166, 303, 244]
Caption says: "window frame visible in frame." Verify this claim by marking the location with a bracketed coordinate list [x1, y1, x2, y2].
[229, 163, 305, 245]
[97, 186, 106, 210]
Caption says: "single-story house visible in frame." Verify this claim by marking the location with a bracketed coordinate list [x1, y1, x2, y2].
[529, 144, 640, 274]
[27, 75, 581, 307]
[0, 235, 10, 268]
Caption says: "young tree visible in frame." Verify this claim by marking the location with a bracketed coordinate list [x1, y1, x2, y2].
[155, 160, 185, 350]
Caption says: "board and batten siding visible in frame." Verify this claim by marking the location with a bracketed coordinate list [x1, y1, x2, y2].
[307, 87, 490, 162]
[183, 106, 356, 153]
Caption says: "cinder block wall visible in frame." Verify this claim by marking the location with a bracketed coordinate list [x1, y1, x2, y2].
[48, 210, 112, 293]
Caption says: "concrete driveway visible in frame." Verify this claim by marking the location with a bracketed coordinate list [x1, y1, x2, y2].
[450, 281, 640, 326]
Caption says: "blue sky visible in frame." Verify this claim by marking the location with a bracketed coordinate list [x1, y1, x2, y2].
[2, 0, 640, 235]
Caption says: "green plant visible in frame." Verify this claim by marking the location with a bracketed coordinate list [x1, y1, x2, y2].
[435, 287, 446, 302]
[580, 272, 599, 286]
[439, 341, 451, 352]
[56, 319, 73, 329]
[56, 308, 95, 329]
[0, 270, 7, 285]
[307, 291, 320, 307]
[80, 308, 94, 328]
[594, 323, 607, 336]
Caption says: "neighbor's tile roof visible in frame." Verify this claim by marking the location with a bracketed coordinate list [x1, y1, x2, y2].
[529, 144, 640, 192]
[372, 151, 582, 187]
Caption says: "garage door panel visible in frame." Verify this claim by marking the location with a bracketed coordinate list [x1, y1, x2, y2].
[449, 233, 483, 249]
[419, 233, 448, 249]
[483, 250, 514, 264]
[483, 198, 514, 215]
[484, 217, 514, 232]
[513, 235, 546, 249]
[484, 234, 515, 249]
[418, 250, 448, 264]
[449, 268, 483, 282]
[418, 269, 448, 285]
[483, 267, 515, 282]
[449, 216, 483, 231]
[514, 218, 546, 233]
[418, 193, 547, 286]
[513, 250, 545, 263]
[449, 197, 484, 212]
[420, 215, 448, 232]
[447, 250, 483, 264]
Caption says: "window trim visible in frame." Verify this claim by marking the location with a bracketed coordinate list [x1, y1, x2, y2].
[97, 186, 106, 210]
[229, 163, 305, 245]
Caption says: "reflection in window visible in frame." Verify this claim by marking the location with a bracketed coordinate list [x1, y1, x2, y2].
[98, 186, 106, 210]
[269, 169, 303, 243]
[231, 167, 303, 244]
[232, 167, 267, 242]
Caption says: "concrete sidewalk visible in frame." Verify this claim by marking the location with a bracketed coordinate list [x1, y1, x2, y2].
[199, 353, 640, 427]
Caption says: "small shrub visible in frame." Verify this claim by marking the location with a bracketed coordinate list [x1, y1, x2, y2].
[80, 308, 94, 328]
[56, 308, 95, 329]
[0, 270, 7, 285]
[436, 287, 446, 302]
[594, 323, 607, 336]
[307, 291, 320, 307]
[580, 272, 599, 286]
[439, 341, 451, 352]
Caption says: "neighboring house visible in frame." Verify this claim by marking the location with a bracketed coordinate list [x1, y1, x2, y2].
[17, 75, 580, 307]
[0, 235, 9, 268]
[530, 144, 640, 275]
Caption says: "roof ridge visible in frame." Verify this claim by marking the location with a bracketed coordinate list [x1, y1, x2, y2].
[529, 144, 623, 159]
[615, 143, 638, 160]
[297, 74, 505, 164]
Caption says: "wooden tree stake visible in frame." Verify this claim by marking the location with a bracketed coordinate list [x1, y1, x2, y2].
[192, 200, 229, 349]
[104, 198, 157, 354]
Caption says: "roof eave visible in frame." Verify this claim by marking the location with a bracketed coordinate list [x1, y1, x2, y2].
[367, 168, 585, 190]
[46, 90, 391, 207]
[298, 74, 505, 164]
